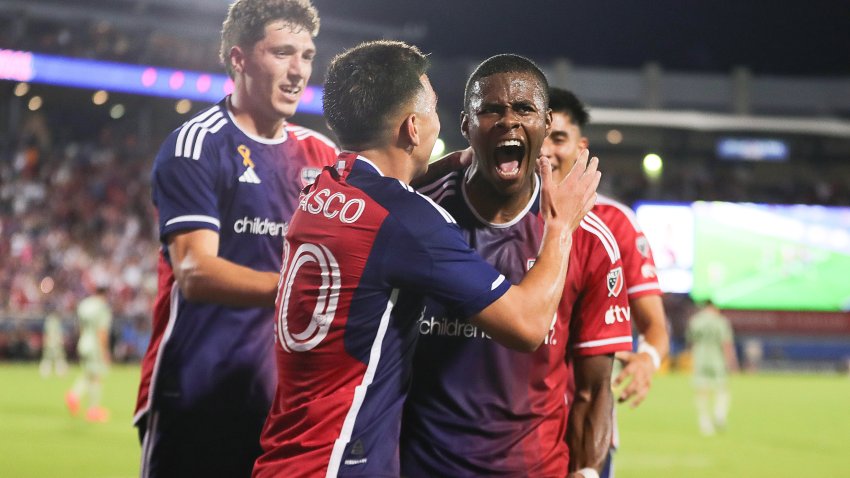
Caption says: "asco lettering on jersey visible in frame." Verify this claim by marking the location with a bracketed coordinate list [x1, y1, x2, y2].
[299, 188, 366, 224]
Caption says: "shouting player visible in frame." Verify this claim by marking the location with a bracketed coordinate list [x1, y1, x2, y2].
[400, 55, 631, 478]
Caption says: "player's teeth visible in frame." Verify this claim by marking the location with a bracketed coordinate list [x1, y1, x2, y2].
[496, 140, 522, 147]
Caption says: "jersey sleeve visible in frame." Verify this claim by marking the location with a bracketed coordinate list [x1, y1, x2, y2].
[384, 213, 510, 320]
[151, 134, 221, 241]
[604, 208, 663, 299]
[570, 228, 634, 357]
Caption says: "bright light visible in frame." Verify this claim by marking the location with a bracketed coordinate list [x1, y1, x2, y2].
[430, 138, 446, 160]
[606, 129, 623, 144]
[92, 90, 109, 105]
[110, 104, 125, 119]
[28, 96, 42, 111]
[175, 99, 192, 114]
[14, 82, 29, 97]
[642, 153, 663, 179]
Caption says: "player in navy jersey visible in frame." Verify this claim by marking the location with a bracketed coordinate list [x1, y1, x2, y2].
[400, 55, 632, 478]
[134, 1, 338, 476]
[541, 87, 669, 478]
[252, 40, 601, 478]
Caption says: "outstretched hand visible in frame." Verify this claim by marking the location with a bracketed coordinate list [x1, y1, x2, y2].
[613, 350, 655, 408]
[538, 148, 600, 233]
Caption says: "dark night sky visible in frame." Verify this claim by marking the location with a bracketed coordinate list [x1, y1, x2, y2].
[313, 0, 850, 76]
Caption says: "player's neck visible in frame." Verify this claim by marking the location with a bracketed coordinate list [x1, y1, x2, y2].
[356, 147, 423, 185]
[464, 173, 535, 225]
[227, 95, 286, 140]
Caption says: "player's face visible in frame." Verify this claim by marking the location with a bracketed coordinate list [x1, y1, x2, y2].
[462, 72, 551, 197]
[540, 111, 587, 183]
[241, 21, 315, 121]
[413, 75, 441, 178]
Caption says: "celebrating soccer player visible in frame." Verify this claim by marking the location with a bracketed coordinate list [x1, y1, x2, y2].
[134, 1, 338, 476]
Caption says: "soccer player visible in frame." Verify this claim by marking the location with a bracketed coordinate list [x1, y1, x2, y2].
[540, 87, 669, 477]
[134, 1, 338, 476]
[65, 285, 112, 422]
[687, 300, 738, 436]
[40, 306, 68, 377]
[400, 55, 631, 478]
[252, 40, 600, 477]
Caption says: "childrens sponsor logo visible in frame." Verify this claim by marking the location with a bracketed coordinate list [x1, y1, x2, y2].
[233, 217, 286, 236]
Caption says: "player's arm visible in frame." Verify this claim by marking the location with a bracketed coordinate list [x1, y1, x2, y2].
[98, 325, 111, 365]
[470, 151, 599, 352]
[168, 229, 279, 307]
[567, 354, 615, 477]
[613, 294, 668, 407]
[723, 323, 740, 373]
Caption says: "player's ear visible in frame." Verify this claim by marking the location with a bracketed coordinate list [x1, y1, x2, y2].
[230, 45, 246, 75]
[544, 108, 553, 137]
[579, 136, 589, 149]
[401, 113, 420, 149]
[460, 111, 470, 140]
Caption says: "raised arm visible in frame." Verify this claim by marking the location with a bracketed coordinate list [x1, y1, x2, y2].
[168, 229, 279, 307]
[471, 149, 599, 351]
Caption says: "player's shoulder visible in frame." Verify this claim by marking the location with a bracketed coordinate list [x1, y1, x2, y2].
[415, 169, 462, 206]
[577, 210, 621, 265]
[161, 102, 231, 162]
[593, 194, 642, 231]
[286, 123, 339, 153]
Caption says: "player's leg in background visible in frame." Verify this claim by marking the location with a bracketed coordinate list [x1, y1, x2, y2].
[713, 380, 730, 432]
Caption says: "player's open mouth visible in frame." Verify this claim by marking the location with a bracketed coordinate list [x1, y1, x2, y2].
[280, 85, 302, 96]
[493, 139, 525, 178]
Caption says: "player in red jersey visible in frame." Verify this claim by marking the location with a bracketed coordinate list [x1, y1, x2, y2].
[541, 87, 669, 478]
[252, 40, 600, 477]
[134, 1, 338, 477]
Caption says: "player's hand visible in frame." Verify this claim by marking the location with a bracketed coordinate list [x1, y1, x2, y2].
[613, 350, 655, 408]
[411, 147, 473, 188]
[538, 148, 600, 234]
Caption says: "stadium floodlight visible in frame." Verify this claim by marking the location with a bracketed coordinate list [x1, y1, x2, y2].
[642, 153, 663, 179]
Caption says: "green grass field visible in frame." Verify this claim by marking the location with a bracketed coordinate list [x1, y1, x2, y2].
[1, 364, 848, 477]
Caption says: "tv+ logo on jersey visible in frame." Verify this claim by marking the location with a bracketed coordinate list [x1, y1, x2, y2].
[605, 305, 631, 325]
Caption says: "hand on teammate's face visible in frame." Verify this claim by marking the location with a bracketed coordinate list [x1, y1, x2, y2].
[538, 148, 600, 234]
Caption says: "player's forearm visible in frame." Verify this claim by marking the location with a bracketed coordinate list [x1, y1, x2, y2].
[631, 295, 669, 361]
[174, 254, 279, 307]
[567, 354, 615, 473]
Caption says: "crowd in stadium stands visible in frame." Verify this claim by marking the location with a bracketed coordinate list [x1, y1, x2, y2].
[0, 113, 158, 362]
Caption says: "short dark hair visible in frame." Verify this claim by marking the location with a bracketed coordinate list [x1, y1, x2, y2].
[323, 40, 430, 150]
[220, 0, 320, 78]
[548, 87, 590, 127]
[463, 54, 549, 113]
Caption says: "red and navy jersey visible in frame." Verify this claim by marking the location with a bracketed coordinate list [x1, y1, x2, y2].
[134, 98, 338, 423]
[594, 195, 662, 299]
[400, 169, 632, 477]
[253, 153, 511, 478]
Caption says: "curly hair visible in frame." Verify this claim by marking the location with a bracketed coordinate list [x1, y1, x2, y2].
[220, 0, 320, 78]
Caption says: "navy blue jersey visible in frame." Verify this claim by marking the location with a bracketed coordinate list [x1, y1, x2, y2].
[253, 153, 511, 477]
[401, 168, 632, 477]
[135, 98, 338, 422]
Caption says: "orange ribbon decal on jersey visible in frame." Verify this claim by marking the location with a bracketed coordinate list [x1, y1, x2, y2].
[238, 145, 255, 169]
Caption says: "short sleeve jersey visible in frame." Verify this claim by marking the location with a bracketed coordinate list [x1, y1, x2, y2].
[687, 309, 734, 376]
[252, 153, 510, 478]
[400, 169, 633, 477]
[593, 194, 662, 299]
[134, 98, 339, 423]
[76, 295, 112, 359]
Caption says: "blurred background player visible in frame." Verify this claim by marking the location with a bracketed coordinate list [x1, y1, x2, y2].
[39, 304, 68, 377]
[253, 40, 600, 477]
[687, 299, 738, 436]
[401, 55, 630, 478]
[541, 87, 669, 477]
[133, 0, 338, 476]
[65, 284, 112, 422]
